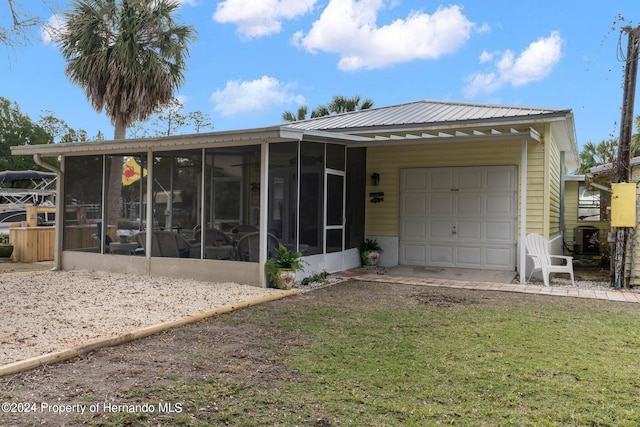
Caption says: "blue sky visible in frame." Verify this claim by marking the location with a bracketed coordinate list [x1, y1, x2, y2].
[1, 0, 639, 152]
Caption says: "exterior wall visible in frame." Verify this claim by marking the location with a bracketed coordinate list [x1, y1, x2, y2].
[61, 250, 264, 287]
[366, 138, 549, 268]
[366, 139, 546, 237]
[547, 132, 562, 237]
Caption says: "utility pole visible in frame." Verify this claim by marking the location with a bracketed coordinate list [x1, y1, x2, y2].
[612, 25, 640, 288]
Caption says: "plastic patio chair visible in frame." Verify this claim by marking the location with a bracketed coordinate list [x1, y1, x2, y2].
[525, 233, 575, 286]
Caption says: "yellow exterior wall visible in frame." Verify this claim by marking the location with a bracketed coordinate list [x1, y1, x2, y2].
[365, 139, 547, 237]
[547, 134, 562, 236]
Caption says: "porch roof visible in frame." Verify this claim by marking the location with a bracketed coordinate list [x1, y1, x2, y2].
[11, 99, 578, 168]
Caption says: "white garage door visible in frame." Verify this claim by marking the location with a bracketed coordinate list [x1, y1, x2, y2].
[400, 166, 517, 270]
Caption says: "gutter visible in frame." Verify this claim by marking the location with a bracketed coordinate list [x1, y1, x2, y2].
[33, 154, 62, 271]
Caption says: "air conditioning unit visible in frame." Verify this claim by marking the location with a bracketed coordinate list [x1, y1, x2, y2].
[573, 226, 600, 256]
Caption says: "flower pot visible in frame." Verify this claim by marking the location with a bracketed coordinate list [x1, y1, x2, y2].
[272, 269, 296, 289]
[361, 250, 380, 266]
[0, 244, 14, 258]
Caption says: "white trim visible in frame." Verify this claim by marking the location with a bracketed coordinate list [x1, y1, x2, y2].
[520, 138, 528, 284]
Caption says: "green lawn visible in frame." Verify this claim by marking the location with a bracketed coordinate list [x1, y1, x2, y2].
[96, 284, 640, 426]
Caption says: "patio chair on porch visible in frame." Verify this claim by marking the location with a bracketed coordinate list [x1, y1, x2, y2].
[234, 232, 280, 262]
[136, 231, 200, 258]
[525, 233, 575, 287]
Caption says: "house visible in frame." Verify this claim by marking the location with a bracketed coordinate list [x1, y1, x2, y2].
[567, 156, 640, 286]
[11, 100, 579, 287]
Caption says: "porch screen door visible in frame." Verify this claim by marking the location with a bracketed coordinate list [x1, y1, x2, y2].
[325, 171, 345, 253]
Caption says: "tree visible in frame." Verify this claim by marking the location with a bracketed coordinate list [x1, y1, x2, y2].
[0, 96, 57, 171]
[57, 0, 196, 140]
[128, 98, 213, 138]
[38, 110, 98, 143]
[56, 0, 195, 223]
[577, 116, 640, 174]
[578, 139, 617, 174]
[187, 110, 212, 134]
[312, 95, 374, 118]
[1, 0, 44, 47]
[282, 106, 308, 122]
[282, 95, 374, 123]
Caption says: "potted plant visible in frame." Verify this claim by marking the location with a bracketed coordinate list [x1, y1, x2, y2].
[265, 244, 307, 289]
[360, 238, 382, 266]
[0, 233, 14, 258]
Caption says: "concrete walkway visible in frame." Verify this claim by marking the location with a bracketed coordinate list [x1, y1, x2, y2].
[333, 270, 640, 304]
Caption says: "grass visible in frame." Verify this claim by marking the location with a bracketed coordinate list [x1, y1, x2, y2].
[95, 287, 640, 426]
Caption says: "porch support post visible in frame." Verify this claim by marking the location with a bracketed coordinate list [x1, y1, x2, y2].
[520, 138, 528, 285]
[145, 150, 153, 268]
[259, 141, 269, 288]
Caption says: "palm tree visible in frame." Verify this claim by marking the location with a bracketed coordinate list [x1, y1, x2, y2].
[58, 0, 196, 139]
[282, 105, 309, 122]
[283, 95, 374, 122]
[311, 95, 374, 118]
[57, 0, 195, 224]
[578, 139, 617, 174]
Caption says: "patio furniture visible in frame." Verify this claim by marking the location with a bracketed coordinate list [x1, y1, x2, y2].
[234, 232, 280, 262]
[135, 231, 201, 258]
[108, 241, 139, 255]
[526, 233, 575, 286]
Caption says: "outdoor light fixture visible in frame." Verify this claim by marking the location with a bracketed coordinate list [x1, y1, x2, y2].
[370, 172, 380, 186]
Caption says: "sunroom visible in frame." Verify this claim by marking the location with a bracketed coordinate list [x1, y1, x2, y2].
[16, 127, 368, 287]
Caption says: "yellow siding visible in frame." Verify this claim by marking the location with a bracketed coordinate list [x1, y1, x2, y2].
[547, 137, 561, 236]
[526, 142, 545, 236]
[366, 139, 546, 236]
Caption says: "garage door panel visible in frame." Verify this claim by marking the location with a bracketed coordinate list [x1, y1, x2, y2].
[456, 221, 482, 240]
[486, 194, 515, 216]
[457, 194, 482, 216]
[430, 220, 454, 240]
[485, 221, 514, 242]
[487, 168, 515, 189]
[429, 245, 453, 264]
[430, 195, 454, 215]
[429, 170, 455, 190]
[458, 170, 483, 190]
[400, 166, 516, 270]
[485, 247, 515, 269]
[401, 193, 428, 216]
[401, 243, 427, 264]
[402, 219, 427, 240]
[456, 246, 482, 266]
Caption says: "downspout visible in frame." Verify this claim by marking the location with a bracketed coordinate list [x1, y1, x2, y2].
[34, 154, 63, 271]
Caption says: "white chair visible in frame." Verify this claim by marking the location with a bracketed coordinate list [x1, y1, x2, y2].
[525, 233, 575, 286]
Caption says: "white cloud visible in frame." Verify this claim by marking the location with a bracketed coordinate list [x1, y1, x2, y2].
[40, 14, 65, 46]
[213, 0, 318, 39]
[178, 0, 198, 6]
[293, 1, 474, 71]
[464, 31, 564, 98]
[211, 76, 305, 117]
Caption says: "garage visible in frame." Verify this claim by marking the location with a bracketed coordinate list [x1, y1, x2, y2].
[400, 166, 517, 270]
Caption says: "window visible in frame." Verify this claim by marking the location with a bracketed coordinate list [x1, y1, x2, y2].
[578, 183, 609, 221]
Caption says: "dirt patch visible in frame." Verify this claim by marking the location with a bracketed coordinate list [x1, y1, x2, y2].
[412, 290, 469, 307]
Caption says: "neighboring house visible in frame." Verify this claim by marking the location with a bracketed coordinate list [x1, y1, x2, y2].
[563, 174, 610, 261]
[11, 100, 579, 286]
[575, 156, 640, 285]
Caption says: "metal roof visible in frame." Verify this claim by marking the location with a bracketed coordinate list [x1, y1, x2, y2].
[282, 99, 572, 132]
